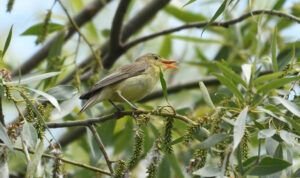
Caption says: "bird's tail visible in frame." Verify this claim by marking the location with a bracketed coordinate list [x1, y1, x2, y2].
[79, 95, 99, 113]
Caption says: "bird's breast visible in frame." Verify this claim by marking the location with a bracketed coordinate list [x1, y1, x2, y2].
[108, 73, 158, 102]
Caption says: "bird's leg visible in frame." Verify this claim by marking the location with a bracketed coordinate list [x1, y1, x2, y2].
[108, 99, 123, 113]
[116, 91, 138, 110]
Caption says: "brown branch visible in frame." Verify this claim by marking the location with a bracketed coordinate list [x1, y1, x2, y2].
[110, 0, 131, 50]
[0, 143, 112, 176]
[0, 97, 4, 126]
[12, 0, 112, 76]
[123, 9, 300, 52]
[88, 124, 114, 174]
[47, 109, 196, 129]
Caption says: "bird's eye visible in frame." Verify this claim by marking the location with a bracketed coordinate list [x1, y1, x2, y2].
[153, 55, 159, 60]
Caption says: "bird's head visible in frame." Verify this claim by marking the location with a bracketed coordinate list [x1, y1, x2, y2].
[137, 53, 177, 70]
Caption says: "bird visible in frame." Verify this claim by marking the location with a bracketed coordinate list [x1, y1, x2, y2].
[79, 53, 177, 112]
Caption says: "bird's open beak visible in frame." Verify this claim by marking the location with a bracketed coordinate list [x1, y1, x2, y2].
[161, 60, 177, 69]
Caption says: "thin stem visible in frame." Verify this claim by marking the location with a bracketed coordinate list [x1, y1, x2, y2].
[57, 0, 103, 69]
[88, 124, 114, 174]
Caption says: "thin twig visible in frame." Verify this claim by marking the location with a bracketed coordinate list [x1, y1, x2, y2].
[57, 0, 103, 69]
[47, 109, 196, 129]
[0, 143, 112, 176]
[123, 10, 300, 50]
[88, 124, 114, 174]
[0, 96, 4, 125]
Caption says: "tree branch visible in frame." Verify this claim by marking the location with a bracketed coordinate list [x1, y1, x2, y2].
[0, 143, 112, 176]
[88, 125, 114, 174]
[47, 109, 196, 129]
[12, 0, 111, 76]
[109, 0, 131, 50]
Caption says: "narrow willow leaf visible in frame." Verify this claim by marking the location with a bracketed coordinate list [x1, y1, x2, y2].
[245, 157, 291, 176]
[165, 5, 206, 22]
[199, 82, 215, 109]
[257, 76, 300, 94]
[198, 133, 227, 149]
[194, 165, 222, 177]
[159, 36, 172, 57]
[274, 96, 300, 117]
[279, 130, 298, 146]
[258, 129, 276, 139]
[233, 106, 248, 150]
[209, 0, 228, 23]
[21, 23, 63, 36]
[271, 28, 278, 72]
[25, 140, 44, 178]
[2, 25, 13, 60]
[183, 0, 197, 7]
[242, 64, 252, 86]
[46, 85, 78, 101]
[253, 71, 284, 85]
[26, 87, 60, 111]
[7, 72, 60, 85]
[21, 121, 38, 148]
[214, 73, 244, 102]
[0, 122, 13, 150]
[217, 62, 247, 87]
[159, 68, 169, 102]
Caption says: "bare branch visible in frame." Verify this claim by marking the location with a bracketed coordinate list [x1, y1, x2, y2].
[12, 0, 111, 76]
[47, 109, 196, 129]
[110, 0, 131, 50]
[88, 125, 114, 174]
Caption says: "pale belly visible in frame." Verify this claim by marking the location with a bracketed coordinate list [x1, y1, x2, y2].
[100, 74, 158, 102]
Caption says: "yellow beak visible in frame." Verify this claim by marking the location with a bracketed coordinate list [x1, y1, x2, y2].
[161, 60, 177, 69]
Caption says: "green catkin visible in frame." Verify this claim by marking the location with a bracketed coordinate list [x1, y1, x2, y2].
[114, 160, 126, 178]
[193, 149, 207, 169]
[241, 131, 249, 161]
[127, 129, 144, 170]
[52, 148, 63, 178]
[163, 117, 174, 154]
[184, 122, 202, 143]
[146, 140, 161, 178]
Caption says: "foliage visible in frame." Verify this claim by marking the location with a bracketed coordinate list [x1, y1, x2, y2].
[0, 0, 300, 177]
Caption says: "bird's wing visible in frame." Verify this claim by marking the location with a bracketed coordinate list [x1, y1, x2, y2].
[79, 61, 148, 99]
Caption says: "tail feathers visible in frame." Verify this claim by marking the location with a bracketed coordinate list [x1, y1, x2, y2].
[79, 95, 99, 113]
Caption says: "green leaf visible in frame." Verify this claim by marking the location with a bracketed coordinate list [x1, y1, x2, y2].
[279, 130, 298, 145]
[26, 87, 61, 111]
[199, 82, 215, 109]
[159, 68, 169, 103]
[1, 25, 13, 60]
[198, 133, 227, 149]
[258, 129, 276, 139]
[271, 28, 278, 72]
[172, 35, 222, 44]
[183, 0, 197, 7]
[274, 96, 300, 117]
[233, 106, 248, 150]
[159, 35, 172, 57]
[193, 165, 222, 177]
[274, 143, 283, 159]
[244, 156, 291, 176]
[257, 76, 300, 94]
[0, 122, 13, 150]
[213, 73, 244, 102]
[21, 121, 38, 148]
[164, 5, 206, 23]
[166, 154, 184, 178]
[47, 32, 65, 59]
[46, 85, 78, 101]
[26, 140, 44, 178]
[254, 71, 284, 85]
[21, 23, 63, 36]
[7, 71, 60, 85]
[216, 62, 247, 88]
[209, 0, 228, 23]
